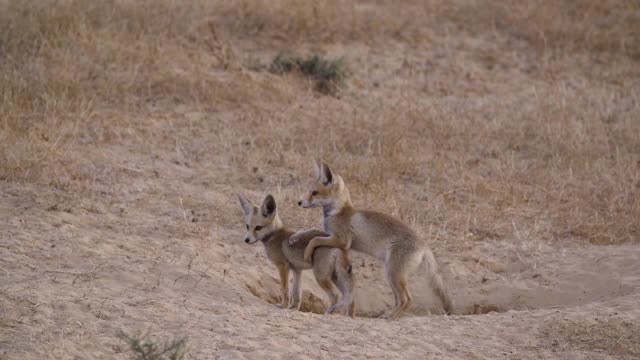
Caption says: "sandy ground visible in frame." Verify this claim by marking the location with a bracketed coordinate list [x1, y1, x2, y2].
[2, 1, 640, 359]
[2, 167, 639, 359]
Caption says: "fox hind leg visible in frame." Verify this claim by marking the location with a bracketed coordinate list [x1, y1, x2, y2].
[318, 278, 339, 314]
[276, 263, 290, 308]
[385, 247, 421, 319]
[390, 277, 412, 319]
[288, 269, 303, 310]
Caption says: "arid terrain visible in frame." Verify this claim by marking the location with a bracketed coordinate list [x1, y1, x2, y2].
[1, 1, 639, 359]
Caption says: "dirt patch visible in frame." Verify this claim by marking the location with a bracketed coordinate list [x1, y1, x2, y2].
[541, 314, 640, 358]
[244, 281, 330, 314]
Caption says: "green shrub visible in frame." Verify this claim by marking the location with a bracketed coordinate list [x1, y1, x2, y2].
[117, 330, 188, 360]
[270, 51, 348, 95]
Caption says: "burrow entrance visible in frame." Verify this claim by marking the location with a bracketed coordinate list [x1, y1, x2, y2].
[243, 245, 640, 317]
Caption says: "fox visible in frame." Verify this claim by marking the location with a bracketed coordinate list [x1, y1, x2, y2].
[237, 193, 356, 318]
[292, 161, 453, 319]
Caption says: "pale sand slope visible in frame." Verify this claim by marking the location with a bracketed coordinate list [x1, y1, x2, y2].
[1, 183, 639, 359]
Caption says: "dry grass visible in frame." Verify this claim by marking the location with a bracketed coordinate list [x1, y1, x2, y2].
[213, 0, 429, 43]
[0, 0, 638, 248]
[452, 0, 640, 58]
[217, 0, 640, 58]
[0, 0, 275, 183]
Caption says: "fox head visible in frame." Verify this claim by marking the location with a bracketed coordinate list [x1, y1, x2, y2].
[237, 194, 282, 244]
[298, 160, 351, 211]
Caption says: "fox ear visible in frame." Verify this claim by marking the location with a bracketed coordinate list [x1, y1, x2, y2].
[320, 162, 334, 186]
[312, 159, 321, 179]
[261, 194, 277, 218]
[237, 193, 253, 216]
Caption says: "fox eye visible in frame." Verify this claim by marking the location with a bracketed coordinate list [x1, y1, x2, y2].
[311, 191, 319, 196]
[245, 224, 249, 230]
[255, 226, 263, 231]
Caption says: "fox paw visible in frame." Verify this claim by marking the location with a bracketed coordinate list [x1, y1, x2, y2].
[376, 311, 396, 320]
[325, 305, 338, 315]
[289, 230, 311, 245]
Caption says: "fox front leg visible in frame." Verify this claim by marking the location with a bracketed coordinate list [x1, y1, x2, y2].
[288, 229, 318, 246]
[276, 263, 290, 308]
[303, 235, 349, 262]
[287, 270, 303, 310]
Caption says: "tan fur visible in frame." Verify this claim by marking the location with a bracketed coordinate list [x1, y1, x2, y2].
[237, 194, 356, 317]
[294, 160, 453, 318]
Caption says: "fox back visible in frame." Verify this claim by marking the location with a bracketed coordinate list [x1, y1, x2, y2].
[298, 161, 420, 260]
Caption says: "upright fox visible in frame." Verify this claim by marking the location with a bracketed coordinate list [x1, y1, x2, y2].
[238, 193, 356, 317]
[293, 161, 453, 318]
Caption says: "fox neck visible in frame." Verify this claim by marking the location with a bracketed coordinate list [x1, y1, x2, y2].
[323, 184, 353, 217]
[260, 214, 284, 243]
